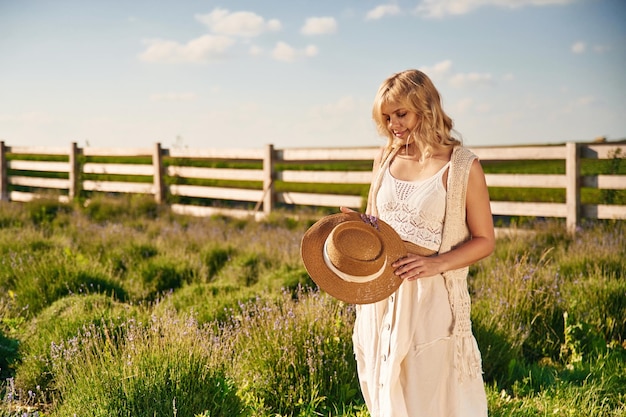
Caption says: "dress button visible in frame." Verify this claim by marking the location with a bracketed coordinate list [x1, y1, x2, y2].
[385, 323, 391, 331]
[382, 354, 387, 361]
[390, 295, 394, 303]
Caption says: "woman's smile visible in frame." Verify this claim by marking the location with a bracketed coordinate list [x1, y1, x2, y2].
[393, 128, 409, 138]
[381, 102, 419, 141]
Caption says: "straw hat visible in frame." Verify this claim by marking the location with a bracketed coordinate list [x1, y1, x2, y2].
[300, 212, 435, 304]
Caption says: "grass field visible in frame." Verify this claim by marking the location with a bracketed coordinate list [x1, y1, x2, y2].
[0, 195, 625, 416]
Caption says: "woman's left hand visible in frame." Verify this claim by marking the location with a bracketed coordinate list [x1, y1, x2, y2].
[392, 253, 445, 281]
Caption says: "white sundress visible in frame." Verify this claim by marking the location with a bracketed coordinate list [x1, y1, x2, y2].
[352, 162, 488, 417]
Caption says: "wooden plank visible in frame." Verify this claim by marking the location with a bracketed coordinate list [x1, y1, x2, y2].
[581, 204, 626, 220]
[278, 170, 372, 184]
[167, 148, 264, 160]
[278, 147, 378, 162]
[83, 163, 154, 176]
[167, 166, 262, 181]
[469, 145, 565, 160]
[82, 147, 153, 157]
[6, 146, 69, 155]
[9, 191, 36, 202]
[490, 201, 567, 217]
[277, 192, 362, 208]
[9, 191, 69, 203]
[494, 228, 537, 239]
[171, 204, 267, 220]
[8, 160, 70, 173]
[581, 175, 626, 190]
[153, 143, 164, 204]
[69, 142, 78, 199]
[82, 180, 155, 194]
[0, 142, 6, 201]
[9, 176, 69, 189]
[169, 184, 263, 202]
[262, 144, 274, 215]
[485, 174, 566, 188]
[565, 142, 581, 233]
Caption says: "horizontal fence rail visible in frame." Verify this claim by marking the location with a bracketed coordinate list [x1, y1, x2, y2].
[1, 141, 625, 232]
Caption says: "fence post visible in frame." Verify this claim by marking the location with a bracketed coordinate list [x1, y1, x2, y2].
[0, 141, 7, 201]
[565, 142, 581, 233]
[69, 142, 79, 200]
[153, 142, 165, 204]
[263, 144, 275, 215]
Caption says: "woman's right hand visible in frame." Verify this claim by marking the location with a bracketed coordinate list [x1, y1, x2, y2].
[340, 206, 357, 214]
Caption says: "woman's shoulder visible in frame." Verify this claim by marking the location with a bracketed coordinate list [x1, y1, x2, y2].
[451, 145, 477, 163]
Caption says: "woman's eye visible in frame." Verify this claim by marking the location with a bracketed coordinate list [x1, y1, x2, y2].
[398, 112, 406, 118]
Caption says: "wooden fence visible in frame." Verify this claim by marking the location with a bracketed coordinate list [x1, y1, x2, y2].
[1, 141, 625, 232]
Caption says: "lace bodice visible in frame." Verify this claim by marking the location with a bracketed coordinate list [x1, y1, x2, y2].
[376, 162, 449, 251]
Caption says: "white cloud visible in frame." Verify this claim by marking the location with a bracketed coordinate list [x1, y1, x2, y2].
[271, 42, 318, 62]
[304, 45, 319, 57]
[571, 41, 611, 54]
[419, 60, 453, 81]
[419, 60, 494, 88]
[449, 72, 494, 87]
[571, 41, 586, 54]
[415, 0, 576, 18]
[365, 4, 401, 20]
[195, 8, 281, 37]
[139, 35, 235, 63]
[150, 92, 197, 101]
[249, 45, 263, 56]
[272, 42, 297, 62]
[301, 17, 338, 35]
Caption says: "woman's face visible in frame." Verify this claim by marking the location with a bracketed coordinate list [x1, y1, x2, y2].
[381, 102, 419, 141]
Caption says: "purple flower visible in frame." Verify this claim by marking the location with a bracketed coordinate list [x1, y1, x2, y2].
[359, 213, 380, 230]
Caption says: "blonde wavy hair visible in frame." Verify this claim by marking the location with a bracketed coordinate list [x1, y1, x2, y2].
[372, 69, 461, 160]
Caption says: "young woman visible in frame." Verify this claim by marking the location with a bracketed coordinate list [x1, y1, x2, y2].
[342, 69, 495, 416]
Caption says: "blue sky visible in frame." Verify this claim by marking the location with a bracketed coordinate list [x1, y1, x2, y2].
[1, 0, 625, 150]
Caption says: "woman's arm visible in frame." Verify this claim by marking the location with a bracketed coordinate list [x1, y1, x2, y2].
[393, 159, 495, 280]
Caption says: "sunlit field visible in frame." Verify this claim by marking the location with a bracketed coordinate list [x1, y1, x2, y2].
[1, 196, 624, 416]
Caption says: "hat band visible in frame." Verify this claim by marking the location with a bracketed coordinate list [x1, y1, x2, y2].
[323, 239, 387, 283]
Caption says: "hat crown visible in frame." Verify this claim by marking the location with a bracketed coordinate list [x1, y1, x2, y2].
[326, 221, 385, 276]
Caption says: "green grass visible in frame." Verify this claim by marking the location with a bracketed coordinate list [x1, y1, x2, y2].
[0, 197, 625, 416]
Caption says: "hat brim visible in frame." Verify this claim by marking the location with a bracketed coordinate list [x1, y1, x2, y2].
[300, 212, 412, 304]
